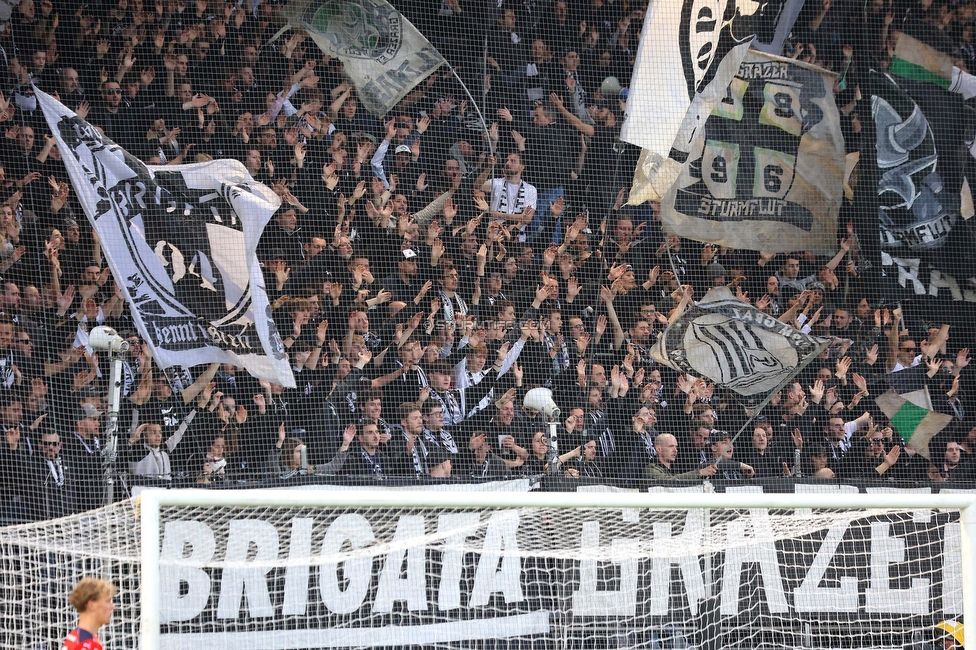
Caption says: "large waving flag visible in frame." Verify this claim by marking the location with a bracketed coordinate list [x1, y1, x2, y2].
[658, 50, 845, 253]
[650, 286, 829, 407]
[279, 0, 445, 116]
[36, 88, 296, 388]
[623, 0, 806, 206]
[621, 0, 753, 161]
[856, 52, 976, 301]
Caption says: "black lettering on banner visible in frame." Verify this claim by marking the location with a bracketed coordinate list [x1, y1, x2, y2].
[773, 92, 795, 119]
[764, 165, 783, 193]
[711, 156, 728, 184]
[675, 63, 830, 227]
[414, 47, 444, 68]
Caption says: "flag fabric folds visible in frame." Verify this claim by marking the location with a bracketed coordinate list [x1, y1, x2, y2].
[621, 0, 753, 160]
[650, 286, 829, 407]
[855, 35, 976, 300]
[875, 388, 953, 460]
[623, 0, 806, 189]
[36, 88, 296, 388]
[280, 0, 445, 116]
[658, 50, 845, 253]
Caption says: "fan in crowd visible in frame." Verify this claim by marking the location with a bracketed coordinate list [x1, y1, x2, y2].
[0, 0, 973, 525]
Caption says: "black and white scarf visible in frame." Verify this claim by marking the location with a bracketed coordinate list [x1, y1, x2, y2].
[431, 389, 465, 426]
[423, 427, 459, 453]
[497, 179, 527, 212]
[45, 457, 64, 487]
[439, 290, 468, 323]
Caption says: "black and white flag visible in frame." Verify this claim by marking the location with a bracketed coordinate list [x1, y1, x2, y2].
[650, 287, 828, 406]
[279, 0, 445, 116]
[36, 88, 296, 388]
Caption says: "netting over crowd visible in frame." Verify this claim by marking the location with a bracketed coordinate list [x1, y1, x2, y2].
[0, 0, 974, 524]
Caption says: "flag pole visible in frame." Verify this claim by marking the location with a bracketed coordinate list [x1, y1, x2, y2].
[444, 63, 493, 154]
[721, 337, 832, 465]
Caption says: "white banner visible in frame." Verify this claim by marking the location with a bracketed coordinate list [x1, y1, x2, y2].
[36, 88, 296, 387]
[153, 493, 962, 650]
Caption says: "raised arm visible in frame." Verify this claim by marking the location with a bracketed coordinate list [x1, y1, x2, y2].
[549, 92, 595, 137]
[181, 362, 220, 405]
[600, 285, 626, 350]
[886, 307, 903, 372]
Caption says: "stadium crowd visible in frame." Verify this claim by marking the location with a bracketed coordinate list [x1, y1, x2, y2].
[0, 0, 972, 524]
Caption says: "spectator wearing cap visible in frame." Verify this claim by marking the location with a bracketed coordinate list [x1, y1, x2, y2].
[426, 357, 502, 429]
[370, 116, 422, 188]
[706, 263, 728, 287]
[381, 249, 424, 304]
[934, 621, 967, 650]
[61, 406, 106, 513]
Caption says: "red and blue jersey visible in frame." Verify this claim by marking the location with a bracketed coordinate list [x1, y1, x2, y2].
[61, 628, 102, 650]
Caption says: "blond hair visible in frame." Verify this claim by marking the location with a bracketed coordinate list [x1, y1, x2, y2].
[68, 578, 117, 613]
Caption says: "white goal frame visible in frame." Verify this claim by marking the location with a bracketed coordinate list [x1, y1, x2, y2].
[139, 489, 976, 650]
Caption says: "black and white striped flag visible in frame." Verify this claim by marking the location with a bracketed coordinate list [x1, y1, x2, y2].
[36, 88, 296, 388]
[650, 287, 828, 406]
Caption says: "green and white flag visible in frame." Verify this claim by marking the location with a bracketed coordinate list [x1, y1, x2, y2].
[875, 388, 953, 460]
[280, 0, 445, 115]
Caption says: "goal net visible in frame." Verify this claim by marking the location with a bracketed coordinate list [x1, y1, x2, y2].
[1, 490, 974, 650]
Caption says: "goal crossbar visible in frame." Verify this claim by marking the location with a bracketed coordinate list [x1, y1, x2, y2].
[139, 488, 976, 650]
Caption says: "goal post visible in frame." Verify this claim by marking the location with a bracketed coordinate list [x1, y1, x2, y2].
[139, 489, 976, 650]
